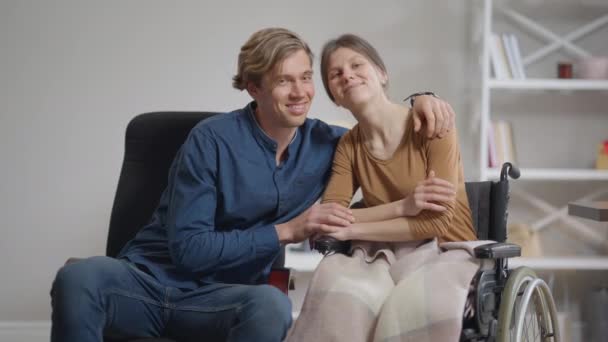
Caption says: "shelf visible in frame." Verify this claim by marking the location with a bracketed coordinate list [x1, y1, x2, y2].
[484, 168, 608, 181]
[511, 257, 608, 270]
[287, 250, 608, 272]
[489, 78, 608, 90]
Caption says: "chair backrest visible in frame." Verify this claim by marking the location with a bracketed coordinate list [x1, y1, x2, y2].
[106, 112, 218, 257]
[465, 180, 510, 242]
[106, 111, 288, 268]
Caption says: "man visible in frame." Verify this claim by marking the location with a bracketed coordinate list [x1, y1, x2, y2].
[51, 28, 456, 342]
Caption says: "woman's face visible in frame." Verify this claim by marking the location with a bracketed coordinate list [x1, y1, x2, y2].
[326, 47, 387, 109]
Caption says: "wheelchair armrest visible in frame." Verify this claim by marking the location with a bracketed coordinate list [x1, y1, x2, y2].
[474, 242, 521, 259]
[312, 236, 351, 256]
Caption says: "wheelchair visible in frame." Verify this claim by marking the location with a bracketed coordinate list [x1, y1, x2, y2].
[314, 163, 561, 342]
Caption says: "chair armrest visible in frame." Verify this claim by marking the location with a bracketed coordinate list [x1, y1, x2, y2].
[268, 267, 294, 295]
[65, 257, 84, 265]
[474, 242, 521, 259]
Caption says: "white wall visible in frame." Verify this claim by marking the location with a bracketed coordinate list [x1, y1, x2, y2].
[0, 0, 477, 322]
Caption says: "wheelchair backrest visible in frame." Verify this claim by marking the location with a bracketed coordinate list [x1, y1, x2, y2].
[465, 180, 510, 242]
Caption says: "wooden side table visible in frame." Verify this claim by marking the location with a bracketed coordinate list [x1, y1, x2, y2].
[568, 201, 608, 222]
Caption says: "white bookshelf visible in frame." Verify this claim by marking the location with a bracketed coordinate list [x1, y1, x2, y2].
[479, 0, 608, 235]
[479, 1, 608, 329]
[489, 78, 608, 90]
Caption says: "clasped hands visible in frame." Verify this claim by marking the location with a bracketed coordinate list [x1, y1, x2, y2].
[275, 170, 456, 244]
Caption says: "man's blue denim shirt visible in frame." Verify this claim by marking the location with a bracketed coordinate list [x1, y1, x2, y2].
[119, 102, 347, 289]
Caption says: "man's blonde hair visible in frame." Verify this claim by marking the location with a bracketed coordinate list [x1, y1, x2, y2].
[232, 28, 314, 90]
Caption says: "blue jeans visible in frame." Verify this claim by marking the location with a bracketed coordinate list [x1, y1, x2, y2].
[50, 256, 292, 342]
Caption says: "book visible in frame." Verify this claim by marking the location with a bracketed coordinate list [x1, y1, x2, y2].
[490, 120, 517, 166]
[490, 33, 526, 80]
[502, 33, 518, 79]
[488, 122, 498, 167]
[508, 34, 526, 79]
[490, 33, 510, 79]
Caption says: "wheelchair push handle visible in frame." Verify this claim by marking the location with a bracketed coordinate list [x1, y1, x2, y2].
[500, 162, 520, 181]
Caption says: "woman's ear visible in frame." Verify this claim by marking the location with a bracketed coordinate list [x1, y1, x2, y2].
[380, 71, 389, 87]
[331, 95, 342, 108]
[374, 66, 388, 87]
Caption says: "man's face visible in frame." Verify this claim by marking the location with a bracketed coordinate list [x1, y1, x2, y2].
[250, 49, 315, 129]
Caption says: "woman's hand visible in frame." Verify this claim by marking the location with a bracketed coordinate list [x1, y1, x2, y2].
[310, 225, 353, 244]
[323, 227, 353, 241]
[401, 170, 456, 217]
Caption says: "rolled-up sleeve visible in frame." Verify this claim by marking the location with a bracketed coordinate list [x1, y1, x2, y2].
[408, 128, 461, 239]
[166, 129, 280, 274]
[321, 132, 358, 208]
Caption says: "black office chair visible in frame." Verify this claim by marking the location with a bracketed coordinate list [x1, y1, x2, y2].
[103, 112, 288, 342]
[314, 163, 561, 342]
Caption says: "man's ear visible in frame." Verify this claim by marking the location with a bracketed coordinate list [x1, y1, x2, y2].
[246, 82, 259, 99]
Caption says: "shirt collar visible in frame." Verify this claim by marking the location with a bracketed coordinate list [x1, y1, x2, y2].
[245, 102, 299, 153]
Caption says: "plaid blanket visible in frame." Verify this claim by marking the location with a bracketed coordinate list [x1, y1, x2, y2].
[287, 239, 491, 342]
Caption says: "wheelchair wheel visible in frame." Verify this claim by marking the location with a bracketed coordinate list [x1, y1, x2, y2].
[496, 267, 560, 342]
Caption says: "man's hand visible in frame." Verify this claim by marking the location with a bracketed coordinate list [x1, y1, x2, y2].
[275, 203, 355, 244]
[401, 170, 456, 217]
[411, 95, 456, 139]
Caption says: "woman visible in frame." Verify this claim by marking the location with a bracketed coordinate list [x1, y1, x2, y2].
[287, 34, 479, 342]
